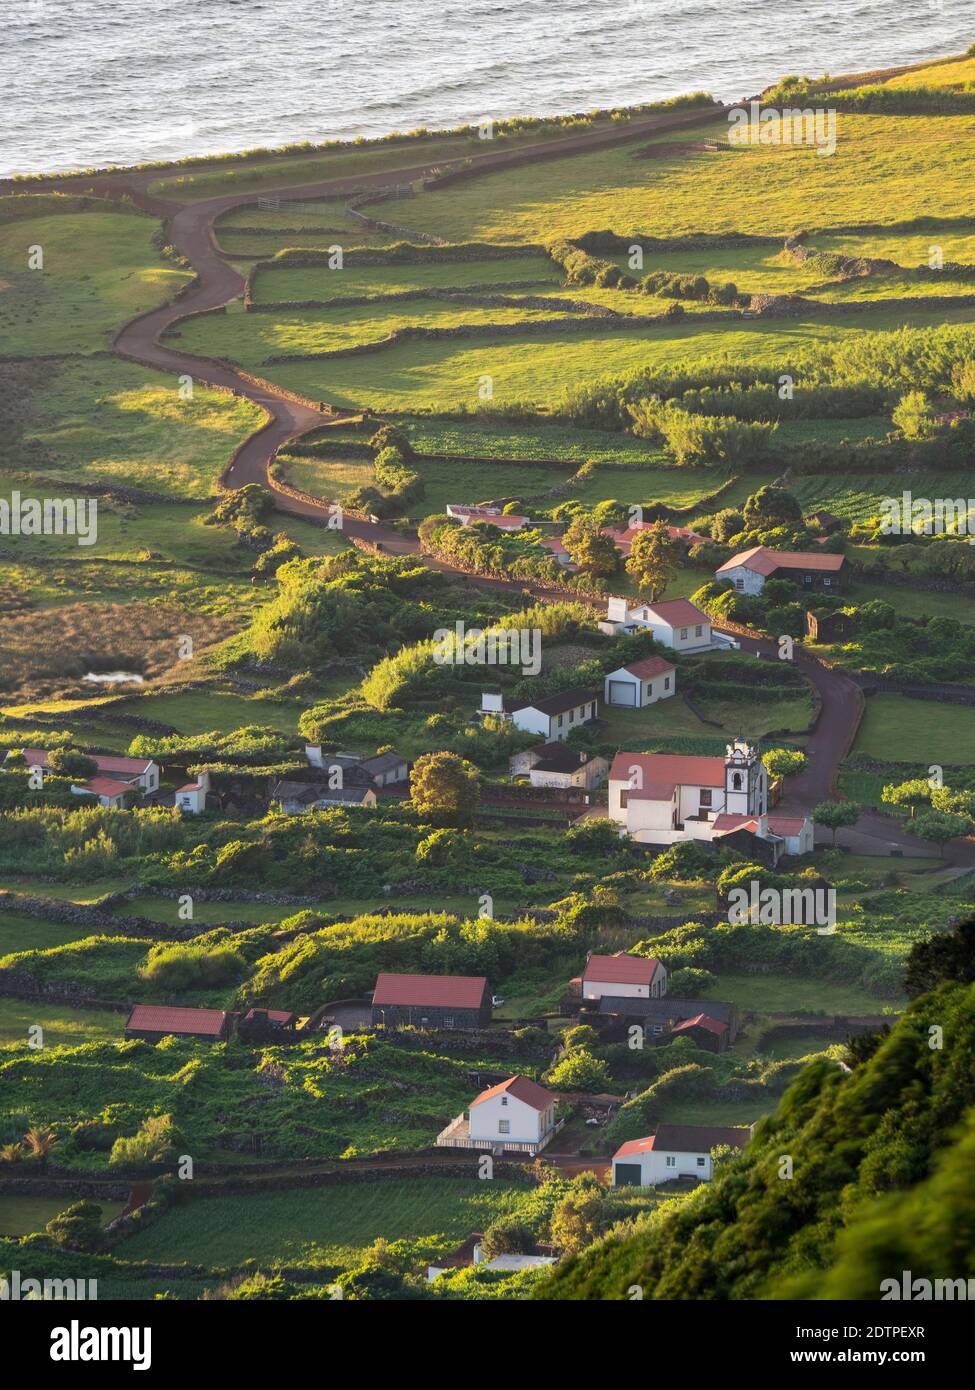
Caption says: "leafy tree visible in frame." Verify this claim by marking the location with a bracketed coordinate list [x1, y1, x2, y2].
[45, 1201, 104, 1253]
[709, 508, 745, 543]
[564, 818, 621, 853]
[811, 800, 860, 845]
[410, 752, 480, 827]
[743, 485, 802, 532]
[881, 779, 932, 818]
[479, 1216, 536, 1259]
[904, 913, 975, 996]
[544, 1049, 611, 1092]
[46, 749, 99, 780]
[913, 809, 971, 857]
[892, 389, 940, 441]
[763, 748, 807, 780]
[561, 514, 619, 577]
[625, 521, 681, 601]
[548, 1175, 610, 1256]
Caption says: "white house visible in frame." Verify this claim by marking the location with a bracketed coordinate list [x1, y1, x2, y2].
[604, 654, 675, 707]
[607, 739, 769, 846]
[598, 597, 722, 652]
[716, 545, 845, 596]
[175, 770, 210, 815]
[612, 1123, 752, 1187]
[446, 505, 528, 531]
[509, 743, 608, 791]
[711, 811, 815, 857]
[12, 749, 160, 793]
[71, 777, 132, 809]
[580, 952, 667, 1001]
[437, 1075, 558, 1155]
[480, 687, 598, 743]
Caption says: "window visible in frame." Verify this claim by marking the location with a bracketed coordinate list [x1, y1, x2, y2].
[666, 1155, 676, 1168]
[558, 714, 564, 729]
[499, 1120, 510, 1135]
[700, 789, 712, 807]
[733, 772, 742, 790]
[619, 789, 629, 808]
[501, 1096, 508, 1106]
[679, 627, 688, 639]
[444, 1016, 454, 1028]
[803, 574, 812, 585]
[735, 578, 744, 591]
[697, 1156, 706, 1167]
[823, 577, 832, 587]
[664, 676, 671, 690]
[695, 625, 703, 637]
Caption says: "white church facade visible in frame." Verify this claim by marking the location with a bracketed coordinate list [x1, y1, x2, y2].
[605, 739, 810, 855]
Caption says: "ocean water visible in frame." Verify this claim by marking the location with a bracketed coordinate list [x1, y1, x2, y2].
[2, 0, 972, 176]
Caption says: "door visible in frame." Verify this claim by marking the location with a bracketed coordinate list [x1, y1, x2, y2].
[608, 680, 637, 706]
[614, 1163, 643, 1187]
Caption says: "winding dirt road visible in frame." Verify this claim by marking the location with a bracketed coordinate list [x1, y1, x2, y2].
[8, 105, 959, 846]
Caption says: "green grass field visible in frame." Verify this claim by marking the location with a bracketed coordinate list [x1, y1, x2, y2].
[0, 1196, 126, 1236]
[22, 356, 264, 499]
[394, 112, 975, 244]
[251, 255, 560, 302]
[0, 209, 191, 355]
[0, 998, 123, 1047]
[853, 693, 975, 764]
[237, 303, 975, 412]
[119, 1177, 533, 1266]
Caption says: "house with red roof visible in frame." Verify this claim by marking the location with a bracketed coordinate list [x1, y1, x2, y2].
[607, 738, 769, 845]
[599, 595, 736, 653]
[8, 748, 160, 793]
[437, 1075, 558, 1155]
[603, 654, 675, 708]
[716, 545, 845, 596]
[602, 522, 711, 558]
[71, 776, 134, 809]
[612, 1122, 752, 1187]
[175, 769, 210, 815]
[125, 1004, 231, 1044]
[371, 972, 492, 1030]
[581, 952, 668, 1002]
[710, 811, 814, 857]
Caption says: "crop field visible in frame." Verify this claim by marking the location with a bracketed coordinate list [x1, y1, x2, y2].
[120, 1177, 535, 1267]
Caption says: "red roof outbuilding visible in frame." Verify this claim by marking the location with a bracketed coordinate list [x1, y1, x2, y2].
[372, 972, 489, 1010]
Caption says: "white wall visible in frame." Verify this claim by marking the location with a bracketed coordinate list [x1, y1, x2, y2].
[719, 565, 764, 596]
[614, 1148, 713, 1186]
[470, 1093, 552, 1145]
[582, 978, 649, 1001]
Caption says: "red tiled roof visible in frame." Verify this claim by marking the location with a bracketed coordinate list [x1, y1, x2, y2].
[618, 656, 675, 680]
[717, 546, 845, 576]
[176, 782, 202, 793]
[583, 953, 660, 985]
[613, 1134, 658, 1159]
[82, 778, 133, 798]
[672, 1013, 728, 1036]
[615, 1123, 750, 1159]
[243, 1008, 295, 1024]
[126, 1004, 227, 1037]
[372, 972, 488, 1009]
[610, 751, 726, 795]
[638, 597, 711, 627]
[712, 813, 807, 837]
[470, 1074, 554, 1112]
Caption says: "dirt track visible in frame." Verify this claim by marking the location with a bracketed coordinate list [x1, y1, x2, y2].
[10, 100, 970, 849]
